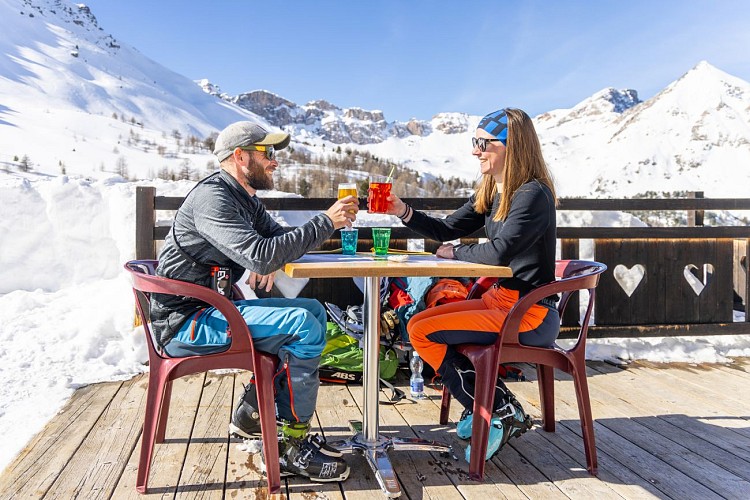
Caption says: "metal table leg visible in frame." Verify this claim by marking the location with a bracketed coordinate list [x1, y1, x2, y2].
[330, 276, 452, 498]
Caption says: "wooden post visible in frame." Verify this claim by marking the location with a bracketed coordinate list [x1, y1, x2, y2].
[687, 191, 704, 227]
[560, 238, 580, 327]
[560, 238, 580, 260]
[135, 186, 156, 260]
[746, 238, 750, 323]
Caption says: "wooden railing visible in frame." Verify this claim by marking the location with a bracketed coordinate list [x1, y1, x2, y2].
[135, 187, 750, 339]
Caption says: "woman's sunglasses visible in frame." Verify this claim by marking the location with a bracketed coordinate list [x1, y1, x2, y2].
[472, 137, 503, 152]
[240, 145, 276, 160]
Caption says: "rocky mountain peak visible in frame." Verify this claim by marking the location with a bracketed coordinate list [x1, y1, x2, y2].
[431, 112, 471, 134]
[19, 0, 121, 51]
[306, 99, 339, 111]
[599, 88, 641, 113]
[343, 107, 385, 122]
[571, 87, 640, 118]
[217, 88, 432, 144]
[196, 79, 223, 97]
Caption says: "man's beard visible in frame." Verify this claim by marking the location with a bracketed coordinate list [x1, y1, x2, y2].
[244, 156, 274, 191]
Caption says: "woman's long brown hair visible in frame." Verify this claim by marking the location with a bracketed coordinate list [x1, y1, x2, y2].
[474, 108, 556, 220]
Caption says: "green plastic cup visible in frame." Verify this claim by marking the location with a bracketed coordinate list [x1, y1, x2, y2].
[372, 227, 391, 257]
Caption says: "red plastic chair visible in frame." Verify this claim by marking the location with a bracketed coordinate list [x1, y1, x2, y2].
[125, 260, 281, 495]
[439, 259, 607, 480]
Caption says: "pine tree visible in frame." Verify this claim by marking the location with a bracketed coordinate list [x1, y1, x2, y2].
[179, 158, 192, 180]
[116, 156, 128, 177]
[298, 177, 312, 197]
[19, 154, 31, 172]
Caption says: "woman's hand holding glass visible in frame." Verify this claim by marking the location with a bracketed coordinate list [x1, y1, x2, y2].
[376, 193, 406, 217]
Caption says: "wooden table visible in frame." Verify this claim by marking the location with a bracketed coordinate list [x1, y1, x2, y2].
[284, 253, 512, 498]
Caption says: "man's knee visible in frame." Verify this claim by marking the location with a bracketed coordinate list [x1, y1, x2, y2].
[306, 317, 326, 350]
[294, 308, 327, 351]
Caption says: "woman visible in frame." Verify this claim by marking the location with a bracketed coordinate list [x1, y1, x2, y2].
[382, 108, 558, 461]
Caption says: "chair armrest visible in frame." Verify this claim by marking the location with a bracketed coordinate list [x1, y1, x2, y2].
[125, 265, 255, 354]
[496, 268, 602, 347]
[467, 277, 497, 300]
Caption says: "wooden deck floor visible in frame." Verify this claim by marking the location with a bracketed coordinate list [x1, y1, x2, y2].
[2, 358, 750, 499]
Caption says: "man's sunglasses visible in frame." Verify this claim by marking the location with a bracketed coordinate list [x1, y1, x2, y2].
[472, 137, 503, 152]
[240, 145, 276, 160]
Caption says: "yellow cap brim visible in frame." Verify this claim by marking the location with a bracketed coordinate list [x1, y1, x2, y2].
[254, 132, 290, 150]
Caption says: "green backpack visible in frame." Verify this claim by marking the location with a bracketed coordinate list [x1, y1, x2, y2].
[319, 322, 399, 383]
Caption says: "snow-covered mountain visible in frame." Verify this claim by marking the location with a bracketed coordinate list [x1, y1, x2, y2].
[211, 61, 750, 198]
[1, 0, 750, 199]
[0, 0, 263, 179]
[536, 61, 750, 197]
[196, 64, 750, 199]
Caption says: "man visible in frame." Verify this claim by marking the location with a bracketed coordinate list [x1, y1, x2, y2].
[150, 121, 358, 482]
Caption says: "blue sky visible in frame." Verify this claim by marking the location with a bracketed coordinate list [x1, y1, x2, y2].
[84, 0, 750, 122]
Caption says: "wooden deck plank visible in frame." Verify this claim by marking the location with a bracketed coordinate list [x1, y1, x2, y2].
[578, 362, 749, 498]
[174, 371, 233, 498]
[312, 383, 386, 500]
[586, 362, 750, 481]
[636, 360, 750, 414]
[533, 381, 719, 500]
[343, 380, 434, 499]
[511, 363, 714, 500]
[587, 361, 750, 460]
[0, 381, 122, 498]
[3, 359, 750, 499]
[487, 376, 593, 499]
[522, 407, 663, 499]
[508, 364, 666, 499]
[401, 387, 532, 500]
[719, 357, 750, 374]
[111, 373, 207, 499]
[285, 382, 346, 500]
[388, 400, 478, 499]
[223, 372, 279, 498]
[506, 423, 626, 499]
[623, 361, 750, 434]
[43, 375, 146, 499]
[572, 364, 737, 499]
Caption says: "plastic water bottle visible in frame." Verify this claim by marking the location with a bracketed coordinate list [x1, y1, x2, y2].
[409, 351, 425, 399]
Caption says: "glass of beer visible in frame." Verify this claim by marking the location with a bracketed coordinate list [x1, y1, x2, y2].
[367, 175, 391, 213]
[337, 182, 357, 200]
[338, 182, 358, 220]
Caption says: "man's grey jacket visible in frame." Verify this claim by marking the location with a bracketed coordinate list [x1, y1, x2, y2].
[150, 170, 335, 348]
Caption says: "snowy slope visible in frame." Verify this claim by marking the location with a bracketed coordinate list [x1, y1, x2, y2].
[0, 0, 265, 179]
[534, 62, 750, 197]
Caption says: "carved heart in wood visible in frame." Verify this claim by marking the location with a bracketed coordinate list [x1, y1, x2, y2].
[613, 264, 645, 297]
[683, 263, 714, 296]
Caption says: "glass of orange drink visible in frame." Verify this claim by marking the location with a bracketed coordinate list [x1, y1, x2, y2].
[367, 175, 391, 213]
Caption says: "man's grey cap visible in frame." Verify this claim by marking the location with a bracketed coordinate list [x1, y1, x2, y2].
[213, 121, 291, 162]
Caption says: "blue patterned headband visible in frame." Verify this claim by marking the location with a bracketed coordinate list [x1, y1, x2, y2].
[477, 109, 508, 145]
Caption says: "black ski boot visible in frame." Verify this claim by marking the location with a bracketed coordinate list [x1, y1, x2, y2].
[276, 433, 350, 482]
[259, 420, 349, 482]
[229, 380, 262, 438]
